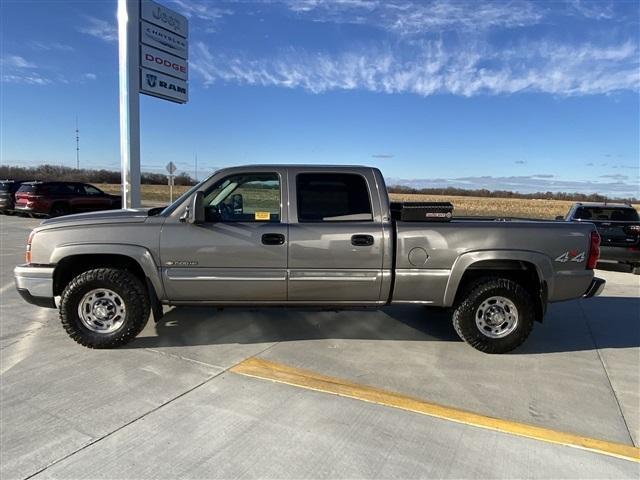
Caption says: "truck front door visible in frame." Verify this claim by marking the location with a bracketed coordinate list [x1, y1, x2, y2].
[287, 170, 386, 304]
[160, 170, 288, 302]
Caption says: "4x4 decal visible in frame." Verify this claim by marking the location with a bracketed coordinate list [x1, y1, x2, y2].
[555, 250, 586, 263]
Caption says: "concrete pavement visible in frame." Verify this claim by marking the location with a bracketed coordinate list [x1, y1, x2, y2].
[1, 214, 638, 479]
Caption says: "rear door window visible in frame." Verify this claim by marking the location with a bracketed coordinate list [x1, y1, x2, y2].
[296, 173, 373, 222]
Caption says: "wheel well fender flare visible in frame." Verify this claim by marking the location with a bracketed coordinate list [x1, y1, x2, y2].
[49, 244, 165, 299]
[443, 250, 554, 308]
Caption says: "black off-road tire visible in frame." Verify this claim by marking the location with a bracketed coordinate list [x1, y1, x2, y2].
[50, 203, 70, 217]
[60, 268, 150, 348]
[452, 277, 535, 354]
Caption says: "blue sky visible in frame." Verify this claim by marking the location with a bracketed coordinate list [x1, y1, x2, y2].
[1, 0, 639, 197]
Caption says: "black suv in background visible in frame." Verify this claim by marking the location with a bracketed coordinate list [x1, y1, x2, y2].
[558, 202, 640, 274]
[0, 180, 25, 213]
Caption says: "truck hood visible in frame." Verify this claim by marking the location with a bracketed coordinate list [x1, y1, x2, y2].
[38, 208, 153, 229]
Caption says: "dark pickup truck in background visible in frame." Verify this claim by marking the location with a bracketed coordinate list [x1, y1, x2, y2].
[558, 202, 640, 274]
[0, 180, 25, 213]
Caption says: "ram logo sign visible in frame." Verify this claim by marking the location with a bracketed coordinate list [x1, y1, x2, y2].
[140, 68, 188, 104]
[145, 73, 157, 88]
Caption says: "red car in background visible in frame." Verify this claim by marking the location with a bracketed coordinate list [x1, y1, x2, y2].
[14, 182, 121, 217]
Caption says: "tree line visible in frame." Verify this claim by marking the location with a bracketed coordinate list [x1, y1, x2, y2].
[0, 164, 195, 186]
[1, 164, 635, 202]
[387, 185, 637, 203]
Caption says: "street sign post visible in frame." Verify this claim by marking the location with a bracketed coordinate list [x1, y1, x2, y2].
[117, 0, 188, 208]
[166, 161, 177, 203]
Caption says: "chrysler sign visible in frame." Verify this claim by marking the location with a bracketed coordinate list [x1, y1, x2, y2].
[141, 20, 187, 59]
[140, 68, 188, 103]
[141, 45, 187, 80]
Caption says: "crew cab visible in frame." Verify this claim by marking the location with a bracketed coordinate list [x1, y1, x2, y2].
[558, 202, 640, 274]
[14, 181, 121, 217]
[15, 166, 604, 353]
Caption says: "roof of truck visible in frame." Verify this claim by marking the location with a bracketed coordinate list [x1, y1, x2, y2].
[220, 164, 372, 169]
[573, 202, 634, 208]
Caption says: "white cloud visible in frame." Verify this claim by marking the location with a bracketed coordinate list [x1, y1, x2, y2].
[0, 55, 52, 85]
[78, 16, 117, 42]
[1, 74, 51, 85]
[1, 55, 37, 69]
[29, 41, 75, 52]
[567, 0, 615, 20]
[191, 39, 639, 96]
[82, 73, 97, 81]
[170, 0, 233, 22]
[282, 0, 544, 34]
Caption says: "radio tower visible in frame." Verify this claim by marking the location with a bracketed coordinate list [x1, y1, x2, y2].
[75, 116, 80, 169]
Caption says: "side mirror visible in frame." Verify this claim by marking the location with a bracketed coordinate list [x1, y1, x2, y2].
[555, 215, 564, 221]
[181, 191, 205, 224]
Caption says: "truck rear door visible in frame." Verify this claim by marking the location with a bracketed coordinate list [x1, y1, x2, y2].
[287, 169, 387, 304]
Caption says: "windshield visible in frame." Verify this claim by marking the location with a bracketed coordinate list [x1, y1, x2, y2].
[574, 206, 639, 221]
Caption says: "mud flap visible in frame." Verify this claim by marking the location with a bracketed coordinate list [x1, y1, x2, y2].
[146, 277, 164, 323]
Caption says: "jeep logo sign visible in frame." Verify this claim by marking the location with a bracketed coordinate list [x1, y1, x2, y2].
[140, 68, 188, 103]
[141, 45, 187, 80]
[141, 0, 188, 38]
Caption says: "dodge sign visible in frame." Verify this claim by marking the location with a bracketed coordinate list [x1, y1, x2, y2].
[141, 44, 187, 80]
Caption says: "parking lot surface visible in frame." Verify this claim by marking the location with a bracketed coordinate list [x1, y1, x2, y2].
[1, 214, 639, 479]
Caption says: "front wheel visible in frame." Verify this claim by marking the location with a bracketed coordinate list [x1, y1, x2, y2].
[60, 268, 150, 348]
[452, 277, 535, 354]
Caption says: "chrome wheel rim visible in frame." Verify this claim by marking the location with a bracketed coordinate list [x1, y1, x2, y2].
[475, 296, 519, 338]
[77, 288, 126, 334]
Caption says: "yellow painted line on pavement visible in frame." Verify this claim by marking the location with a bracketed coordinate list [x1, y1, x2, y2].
[231, 357, 640, 463]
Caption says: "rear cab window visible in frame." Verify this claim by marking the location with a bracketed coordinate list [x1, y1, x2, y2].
[574, 207, 639, 221]
[296, 173, 373, 222]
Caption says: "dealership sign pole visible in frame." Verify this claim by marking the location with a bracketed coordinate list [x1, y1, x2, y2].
[117, 0, 188, 209]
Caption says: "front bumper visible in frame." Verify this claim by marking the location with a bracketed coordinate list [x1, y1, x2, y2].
[14, 265, 56, 308]
[583, 277, 605, 298]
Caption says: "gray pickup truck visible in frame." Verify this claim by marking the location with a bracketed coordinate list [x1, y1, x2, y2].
[15, 165, 605, 353]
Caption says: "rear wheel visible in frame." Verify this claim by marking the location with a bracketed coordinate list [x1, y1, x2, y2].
[632, 265, 640, 275]
[59, 268, 150, 348]
[452, 277, 535, 354]
[50, 203, 70, 217]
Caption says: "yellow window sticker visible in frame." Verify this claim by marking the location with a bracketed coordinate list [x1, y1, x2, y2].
[255, 211, 271, 221]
